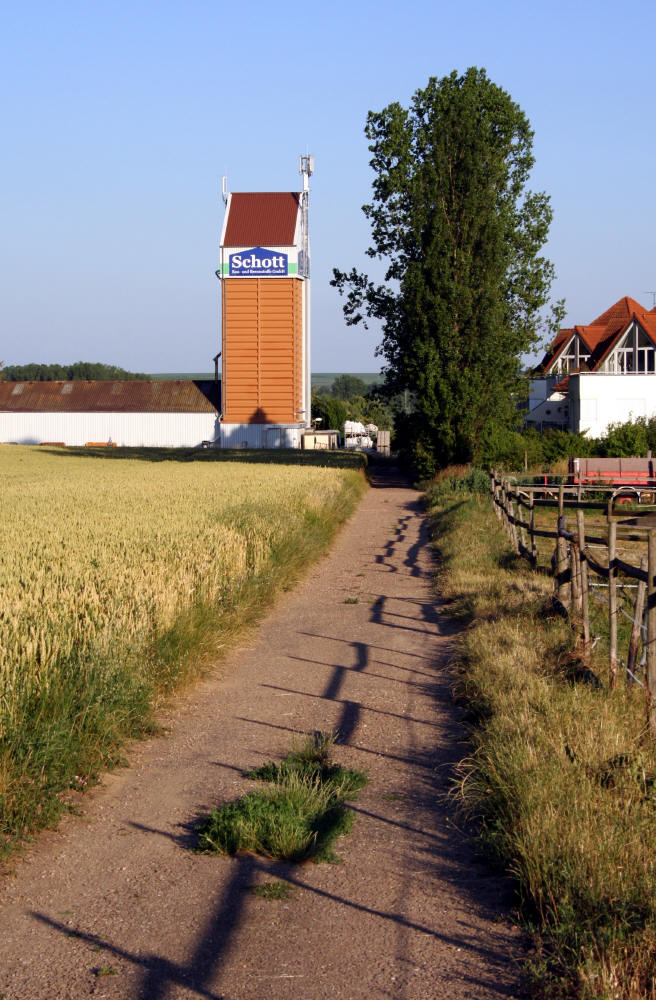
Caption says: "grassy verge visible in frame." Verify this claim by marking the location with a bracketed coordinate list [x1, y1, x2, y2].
[196, 733, 367, 863]
[426, 485, 656, 999]
[1, 453, 366, 862]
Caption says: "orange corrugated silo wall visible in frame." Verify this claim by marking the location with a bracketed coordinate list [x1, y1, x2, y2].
[222, 278, 303, 424]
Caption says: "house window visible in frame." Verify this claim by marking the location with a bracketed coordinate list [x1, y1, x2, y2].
[608, 325, 656, 374]
[616, 348, 634, 373]
[559, 350, 576, 373]
[552, 335, 590, 373]
[636, 336, 655, 372]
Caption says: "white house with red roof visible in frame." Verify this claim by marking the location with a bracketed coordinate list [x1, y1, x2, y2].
[526, 296, 656, 436]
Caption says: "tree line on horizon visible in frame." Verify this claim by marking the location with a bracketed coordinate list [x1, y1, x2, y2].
[1, 362, 148, 382]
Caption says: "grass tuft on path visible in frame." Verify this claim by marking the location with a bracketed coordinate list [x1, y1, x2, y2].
[197, 733, 367, 863]
[250, 881, 294, 900]
[245, 730, 368, 799]
[426, 484, 656, 1000]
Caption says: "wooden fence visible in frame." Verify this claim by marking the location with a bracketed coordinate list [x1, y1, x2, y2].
[490, 471, 656, 730]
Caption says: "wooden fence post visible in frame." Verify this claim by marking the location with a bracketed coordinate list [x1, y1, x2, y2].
[507, 483, 519, 552]
[492, 472, 501, 520]
[501, 479, 509, 537]
[529, 489, 537, 567]
[556, 518, 569, 606]
[554, 483, 568, 604]
[608, 516, 618, 689]
[577, 509, 591, 658]
[570, 536, 582, 616]
[627, 555, 647, 685]
[647, 530, 656, 734]
[518, 493, 528, 555]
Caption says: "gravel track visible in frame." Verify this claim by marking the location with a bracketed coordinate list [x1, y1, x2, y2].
[0, 473, 525, 999]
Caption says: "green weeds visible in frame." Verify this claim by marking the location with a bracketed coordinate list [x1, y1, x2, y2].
[251, 881, 294, 901]
[197, 733, 367, 864]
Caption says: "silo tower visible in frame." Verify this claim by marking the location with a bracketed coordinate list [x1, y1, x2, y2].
[217, 155, 313, 448]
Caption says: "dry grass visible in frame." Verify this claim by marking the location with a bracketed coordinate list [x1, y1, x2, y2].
[0, 447, 365, 856]
[428, 490, 656, 999]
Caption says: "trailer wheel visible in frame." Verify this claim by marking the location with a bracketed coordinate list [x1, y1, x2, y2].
[612, 486, 640, 504]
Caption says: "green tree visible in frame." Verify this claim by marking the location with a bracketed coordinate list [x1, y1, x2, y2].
[310, 394, 349, 432]
[601, 418, 649, 458]
[4, 362, 148, 381]
[330, 374, 369, 399]
[332, 68, 556, 476]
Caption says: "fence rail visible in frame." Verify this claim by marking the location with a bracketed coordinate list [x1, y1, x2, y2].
[490, 471, 656, 729]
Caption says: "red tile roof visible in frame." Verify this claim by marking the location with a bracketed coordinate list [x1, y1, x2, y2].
[223, 192, 300, 247]
[0, 381, 220, 413]
[539, 296, 656, 374]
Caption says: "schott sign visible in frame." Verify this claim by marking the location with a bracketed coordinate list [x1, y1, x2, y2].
[228, 246, 288, 277]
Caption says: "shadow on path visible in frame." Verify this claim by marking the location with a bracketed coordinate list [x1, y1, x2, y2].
[25, 472, 522, 1000]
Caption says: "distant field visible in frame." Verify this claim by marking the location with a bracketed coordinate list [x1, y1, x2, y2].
[0, 446, 365, 855]
[310, 372, 382, 390]
[148, 372, 383, 389]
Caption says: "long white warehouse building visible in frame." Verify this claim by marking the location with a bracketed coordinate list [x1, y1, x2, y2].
[0, 380, 221, 448]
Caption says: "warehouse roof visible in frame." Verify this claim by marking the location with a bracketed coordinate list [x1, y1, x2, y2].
[223, 192, 300, 247]
[0, 380, 221, 413]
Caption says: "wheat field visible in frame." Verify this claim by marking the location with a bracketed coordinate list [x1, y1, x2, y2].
[0, 446, 364, 850]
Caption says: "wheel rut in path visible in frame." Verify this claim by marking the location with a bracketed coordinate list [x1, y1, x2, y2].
[0, 476, 525, 1000]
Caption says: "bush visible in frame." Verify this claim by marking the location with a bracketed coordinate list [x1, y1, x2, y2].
[424, 466, 490, 504]
[310, 394, 349, 432]
[310, 389, 394, 434]
[601, 418, 649, 458]
[477, 425, 596, 471]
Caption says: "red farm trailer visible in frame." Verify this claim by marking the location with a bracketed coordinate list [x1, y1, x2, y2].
[568, 457, 656, 502]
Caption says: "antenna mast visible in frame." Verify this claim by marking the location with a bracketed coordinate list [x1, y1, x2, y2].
[298, 154, 314, 431]
[298, 154, 313, 279]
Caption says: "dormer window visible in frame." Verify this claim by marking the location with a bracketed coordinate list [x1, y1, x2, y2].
[550, 334, 589, 374]
[604, 323, 656, 374]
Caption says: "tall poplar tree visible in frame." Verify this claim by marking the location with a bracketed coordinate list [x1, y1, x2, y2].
[332, 68, 556, 474]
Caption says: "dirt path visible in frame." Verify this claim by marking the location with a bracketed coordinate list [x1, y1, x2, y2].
[0, 475, 525, 1000]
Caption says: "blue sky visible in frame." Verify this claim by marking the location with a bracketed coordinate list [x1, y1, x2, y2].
[2, 0, 655, 374]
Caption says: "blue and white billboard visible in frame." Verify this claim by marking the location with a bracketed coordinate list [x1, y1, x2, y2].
[229, 246, 288, 277]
